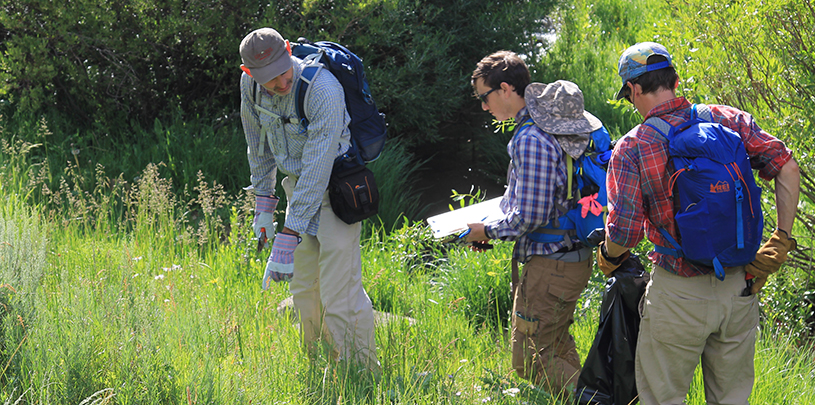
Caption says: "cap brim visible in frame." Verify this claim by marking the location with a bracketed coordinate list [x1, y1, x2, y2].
[615, 83, 627, 100]
[249, 56, 292, 85]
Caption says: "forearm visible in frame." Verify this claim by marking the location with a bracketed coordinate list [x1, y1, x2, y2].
[774, 158, 800, 234]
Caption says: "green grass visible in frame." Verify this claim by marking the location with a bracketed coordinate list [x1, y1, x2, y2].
[1, 140, 813, 405]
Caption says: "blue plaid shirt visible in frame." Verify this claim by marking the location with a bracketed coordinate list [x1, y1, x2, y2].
[240, 57, 351, 235]
[485, 107, 575, 262]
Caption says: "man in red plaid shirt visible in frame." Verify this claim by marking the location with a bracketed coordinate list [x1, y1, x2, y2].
[598, 42, 800, 404]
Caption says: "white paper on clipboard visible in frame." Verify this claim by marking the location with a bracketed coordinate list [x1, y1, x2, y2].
[426, 197, 504, 241]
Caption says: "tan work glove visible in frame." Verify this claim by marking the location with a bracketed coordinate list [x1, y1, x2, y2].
[745, 229, 797, 295]
[745, 229, 797, 279]
[749, 277, 767, 296]
[596, 242, 630, 277]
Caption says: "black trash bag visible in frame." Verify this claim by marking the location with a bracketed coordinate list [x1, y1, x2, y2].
[575, 254, 650, 405]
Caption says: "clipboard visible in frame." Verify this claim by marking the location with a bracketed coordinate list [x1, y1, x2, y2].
[426, 197, 504, 242]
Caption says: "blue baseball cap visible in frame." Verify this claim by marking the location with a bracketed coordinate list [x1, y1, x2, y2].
[615, 42, 673, 100]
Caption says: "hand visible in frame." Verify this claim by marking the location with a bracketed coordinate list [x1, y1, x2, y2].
[469, 241, 494, 253]
[262, 233, 300, 289]
[464, 223, 488, 242]
[745, 229, 797, 279]
[253, 196, 279, 249]
[596, 242, 630, 277]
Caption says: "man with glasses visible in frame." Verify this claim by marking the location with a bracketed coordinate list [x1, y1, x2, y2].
[598, 42, 800, 404]
[238, 28, 379, 369]
[465, 50, 605, 398]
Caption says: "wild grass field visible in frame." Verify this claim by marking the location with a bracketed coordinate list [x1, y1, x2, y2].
[0, 136, 813, 404]
[1, 0, 814, 403]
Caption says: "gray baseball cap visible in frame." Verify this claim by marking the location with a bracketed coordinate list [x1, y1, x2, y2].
[525, 80, 602, 159]
[239, 28, 292, 84]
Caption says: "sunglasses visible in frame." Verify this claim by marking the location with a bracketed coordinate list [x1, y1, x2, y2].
[476, 87, 500, 104]
[621, 79, 639, 103]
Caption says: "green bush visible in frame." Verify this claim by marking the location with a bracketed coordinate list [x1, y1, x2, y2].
[1, 0, 559, 147]
[1, 0, 562, 222]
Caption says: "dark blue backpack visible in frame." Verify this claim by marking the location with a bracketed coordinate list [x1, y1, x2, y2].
[291, 39, 387, 165]
[521, 119, 613, 247]
[644, 104, 763, 280]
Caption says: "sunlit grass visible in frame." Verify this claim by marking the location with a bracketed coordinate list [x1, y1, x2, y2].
[1, 126, 813, 404]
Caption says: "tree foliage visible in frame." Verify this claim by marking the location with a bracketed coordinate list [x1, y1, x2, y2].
[0, 0, 557, 147]
[655, 0, 815, 274]
[0, 0, 260, 129]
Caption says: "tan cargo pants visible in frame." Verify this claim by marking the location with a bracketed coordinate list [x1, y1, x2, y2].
[283, 177, 379, 367]
[635, 265, 758, 405]
[511, 255, 593, 397]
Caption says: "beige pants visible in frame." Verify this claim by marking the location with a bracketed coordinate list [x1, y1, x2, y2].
[283, 177, 379, 367]
[511, 255, 592, 397]
[635, 265, 758, 405]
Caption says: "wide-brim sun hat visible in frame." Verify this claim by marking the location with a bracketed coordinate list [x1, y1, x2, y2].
[240, 28, 292, 85]
[525, 80, 602, 159]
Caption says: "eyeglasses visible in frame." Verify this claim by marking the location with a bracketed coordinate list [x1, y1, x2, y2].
[476, 88, 500, 104]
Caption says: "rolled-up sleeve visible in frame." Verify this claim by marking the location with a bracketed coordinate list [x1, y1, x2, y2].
[606, 133, 646, 248]
[711, 105, 793, 181]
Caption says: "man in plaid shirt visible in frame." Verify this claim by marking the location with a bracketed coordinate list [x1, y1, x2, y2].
[598, 42, 800, 404]
[466, 51, 607, 398]
[238, 28, 378, 368]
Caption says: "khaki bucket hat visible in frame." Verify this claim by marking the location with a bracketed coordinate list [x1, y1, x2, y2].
[524, 80, 602, 159]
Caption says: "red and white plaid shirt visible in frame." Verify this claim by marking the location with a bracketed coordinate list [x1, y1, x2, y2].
[606, 97, 793, 277]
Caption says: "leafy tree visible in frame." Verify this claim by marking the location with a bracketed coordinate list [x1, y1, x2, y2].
[655, 0, 814, 271]
[1, 0, 557, 148]
[0, 0, 259, 130]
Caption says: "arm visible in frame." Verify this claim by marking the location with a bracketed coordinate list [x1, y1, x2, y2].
[600, 135, 645, 274]
[284, 73, 348, 235]
[745, 157, 799, 293]
[239, 73, 278, 195]
[774, 158, 800, 234]
[604, 135, 646, 253]
[480, 131, 561, 241]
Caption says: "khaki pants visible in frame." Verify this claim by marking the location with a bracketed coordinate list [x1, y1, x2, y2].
[283, 177, 379, 367]
[511, 255, 592, 397]
[636, 265, 758, 405]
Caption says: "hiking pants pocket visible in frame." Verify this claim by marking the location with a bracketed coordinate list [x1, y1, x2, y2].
[725, 294, 759, 339]
[649, 291, 709, 346]
[513, 311, 539, 337]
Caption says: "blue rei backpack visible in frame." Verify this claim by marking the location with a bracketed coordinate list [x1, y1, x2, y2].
[518, 118, 613, 247]
[251, 39, 387, 166]
[644, 104, 763, 280]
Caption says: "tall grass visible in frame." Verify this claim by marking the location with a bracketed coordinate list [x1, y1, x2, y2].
[2, 129, 813, 404]
[1, 0, 814, 400]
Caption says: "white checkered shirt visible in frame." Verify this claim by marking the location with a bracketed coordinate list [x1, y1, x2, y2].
[240, 56, 351, 235]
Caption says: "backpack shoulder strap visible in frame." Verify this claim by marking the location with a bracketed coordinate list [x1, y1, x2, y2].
[643, 117, 672, 141]
[694, 103, 713, 122]
[294, 58, 325, 130]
